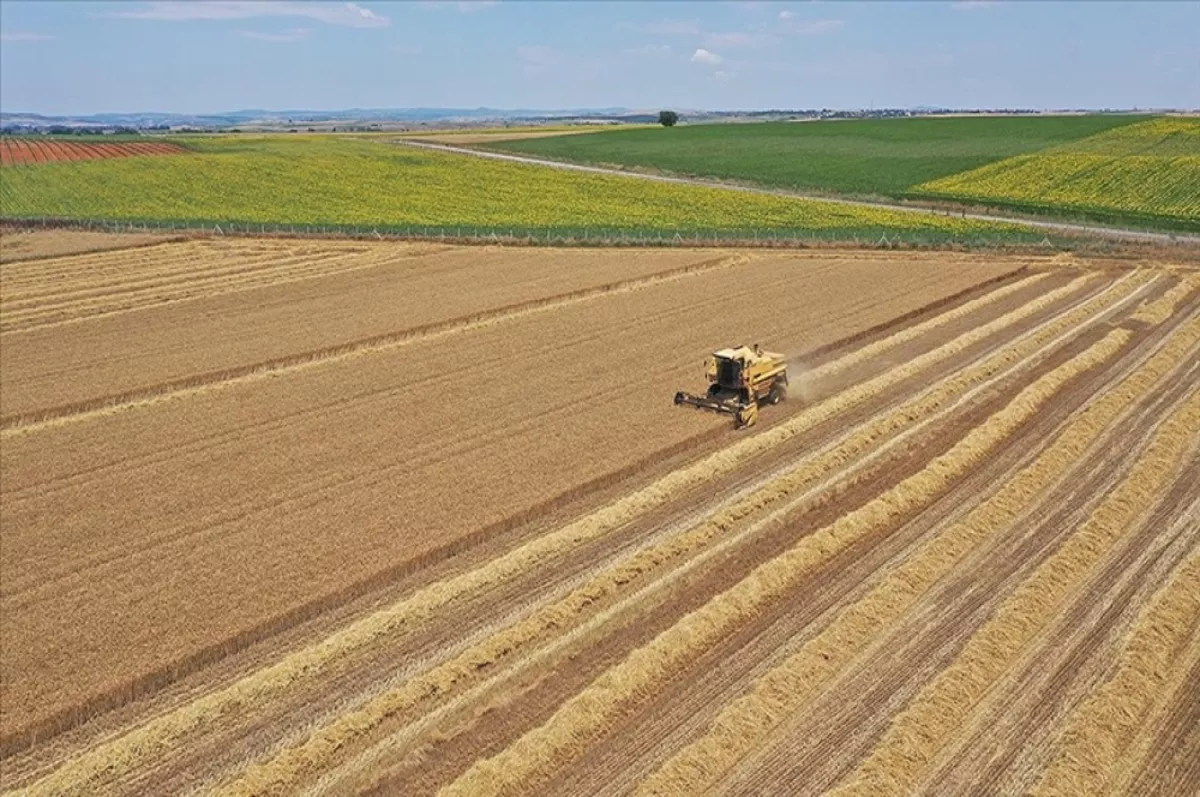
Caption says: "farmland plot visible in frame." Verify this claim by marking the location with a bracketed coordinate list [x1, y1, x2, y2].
[915, 117, 1200, 229]
[0, 227, 176, 263]
[0, 138, 186, 166]
[0, 236, 1195, 797]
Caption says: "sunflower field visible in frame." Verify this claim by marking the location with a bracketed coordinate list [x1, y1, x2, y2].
[913, 117, 1200, 231]
[0, 135, 1026, 242]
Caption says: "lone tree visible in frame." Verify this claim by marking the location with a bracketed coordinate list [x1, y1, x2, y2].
[658, 110, 679, 127]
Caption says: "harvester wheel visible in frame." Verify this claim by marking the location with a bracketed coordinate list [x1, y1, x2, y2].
[768, 381, 787, 405]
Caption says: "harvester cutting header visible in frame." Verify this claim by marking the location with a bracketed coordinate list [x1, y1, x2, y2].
[674, 344, 788, 428]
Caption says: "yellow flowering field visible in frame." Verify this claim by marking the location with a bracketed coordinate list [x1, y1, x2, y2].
[914, 117, 1200, 229]
[0, 135, 1023, 239]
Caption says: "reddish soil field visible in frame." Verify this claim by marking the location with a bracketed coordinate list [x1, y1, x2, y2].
[0, 138, 186, 166]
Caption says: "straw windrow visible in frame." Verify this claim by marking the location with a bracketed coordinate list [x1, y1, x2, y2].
[637, 318, 1198, 796]
[20, 273, 1090, 797]
[829, 370, 1200, 797]
[1131, 274, 1198, 324]
[437, 329, 1130, 797]
[215, 273, 1132, 796]
[1029, 552, 1200, 797]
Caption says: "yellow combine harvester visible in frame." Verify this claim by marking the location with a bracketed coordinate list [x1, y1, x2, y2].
[674, 344, 788, 428]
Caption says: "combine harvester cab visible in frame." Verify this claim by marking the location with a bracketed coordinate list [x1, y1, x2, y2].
[674, 344, 788, 429]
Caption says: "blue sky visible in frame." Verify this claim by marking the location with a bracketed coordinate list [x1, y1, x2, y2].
[1, 1, 1196, 115]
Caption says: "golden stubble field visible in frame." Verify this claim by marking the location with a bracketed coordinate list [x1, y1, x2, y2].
[0, 233, 1196, 797]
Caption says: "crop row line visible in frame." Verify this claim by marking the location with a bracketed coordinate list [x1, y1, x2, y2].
[640, 315, 1198, 795]
[1131, 274, 1199, 325]
[0, 242, 416, 299]
[0, 250, 364, 311]
[1031, 539, 1200, 797]
[831, 336, 1200, 796]
[15, 269, 1074, 795]
[0, 254, 382, 333]
[0, 238, 376, 282]
[439, 324, 1134, 797]
[0, 253, 754, 434]
[219, 267, 1123, 796]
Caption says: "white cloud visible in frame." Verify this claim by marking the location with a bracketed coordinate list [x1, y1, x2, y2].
[952, 0, 998, 8]
[779, 10, 795, 21]
[238, 27, 310, 42]
[106, 2, 389, 28]
[691, 48, 723, 65]
[714, 70, 733, 81]
[0, 31, 55, 41]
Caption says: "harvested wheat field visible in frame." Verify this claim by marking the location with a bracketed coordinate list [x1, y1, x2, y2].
[0, 227, 178, 264]
[0, 236, 1196, 797]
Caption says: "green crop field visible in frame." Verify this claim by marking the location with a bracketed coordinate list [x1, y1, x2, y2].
[0, 135, 1031, 243]
[482, 116, 1147, 199]
[913, 117, 1200, 231]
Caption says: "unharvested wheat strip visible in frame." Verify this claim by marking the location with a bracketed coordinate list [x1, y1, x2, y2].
[1132, 274, 1198, 324]
[1, 253, 756, 433]
[1030, 552, 1200, 797]
[436, 332, 1130, 797]
[638, 319, 1200, 796]
[17, 275, 1100, 797]
[827, 377, 1200, 797]
[219, 275, 1119, 796]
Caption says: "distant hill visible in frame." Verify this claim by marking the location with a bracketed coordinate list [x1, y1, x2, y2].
[0, 107, 644, 132]
[1, 106, 1180, 134]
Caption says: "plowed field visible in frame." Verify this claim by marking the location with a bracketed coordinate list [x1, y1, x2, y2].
[1, 237, 1196, 797]
[0, 138, 186, 166]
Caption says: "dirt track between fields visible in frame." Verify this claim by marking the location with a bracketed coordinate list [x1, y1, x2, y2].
[1, 235, 1196, 797]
